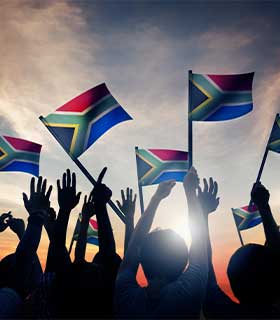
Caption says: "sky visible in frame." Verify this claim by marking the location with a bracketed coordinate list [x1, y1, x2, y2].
[1, 0, 280, 300]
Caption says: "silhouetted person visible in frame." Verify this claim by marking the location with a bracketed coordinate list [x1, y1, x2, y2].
[115, 167, 209, 319]
[71, 167, 121, 318]
[203, 180, 280, 319]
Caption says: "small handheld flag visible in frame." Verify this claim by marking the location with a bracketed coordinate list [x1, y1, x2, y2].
[40, 83, 131, 223]
[73, 214, 99, 246]
[268, 114, 280, 154]
[135, 148, 189, 186]
[41, 83, 132, 158]
[0, 136, 41, 176]
[232, 205, 262, 231]
[189, 72, 254, 121]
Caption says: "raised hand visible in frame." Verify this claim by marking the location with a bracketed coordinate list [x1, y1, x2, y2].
[9, 218, 25, 239]
[116, 188, 137, 222]
[197, 177, 219, 214]
[82, 193, 95, 220]
[57, 169, 81, 212]
[154, 180, 176, 200]
[91, 167, 112, 206]
[23, 176, 52, 218]
[251, 182, 270, 208]
[0, 212, 12, 232]
[183, 167, 200, 196]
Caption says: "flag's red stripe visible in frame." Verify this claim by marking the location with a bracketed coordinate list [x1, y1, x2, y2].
[4, 136, 42, 153]
[56, 83, 110, 113]
[89, 219, 98, 230]
[149, 149, 188, 161]
[207, 73, 254, 91]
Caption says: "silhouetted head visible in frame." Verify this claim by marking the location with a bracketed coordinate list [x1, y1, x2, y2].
[227, 244, 280, 304]
[139, 229, 188, 282]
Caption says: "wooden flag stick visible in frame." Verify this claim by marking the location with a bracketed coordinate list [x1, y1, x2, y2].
[39, 116, 125, 223]
[188, 70, 193, 169]
[135, 147, 145, 215]
[232, 208, 245, 247]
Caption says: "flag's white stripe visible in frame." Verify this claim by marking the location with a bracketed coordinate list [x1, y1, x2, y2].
[0, 158, 38, 170]
[54, 94, 112, 116]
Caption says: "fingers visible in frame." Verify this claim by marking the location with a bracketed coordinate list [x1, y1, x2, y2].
[121, 189, 125, 203]
[72, 172, 76, 189]
[197, 185, 202, 197]
[213, 181, 218, 197]
[57, 179, 61, 192]
[116, 200, 121, 209]
[84, 195, 87, 206]
[42, 179, 47, 195]
[30, 177, 35, 196]
[97, 167, 107, 184]
[209, 177, 214, 193]
[22, 193, 28, 207]
[37, 176, 42, 193]
[203, 178, 208, 193]
[133, 194, 137, 204]
[46, 185, 53, 200]
[62, 172, 66, 189]
[66, 169, 71, 188]
[126, 187, 129, 201]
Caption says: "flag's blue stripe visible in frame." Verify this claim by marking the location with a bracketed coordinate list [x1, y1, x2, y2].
[86, 107, 132, 150]
[205, 103, 253, 121]
[152, 171, 188, 185]
[0, 161, 39, 177]
[87, 236, 99, 246]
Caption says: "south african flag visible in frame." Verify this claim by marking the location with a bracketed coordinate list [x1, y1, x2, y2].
[0, 136, 41, 176]
[189, 72, 254, 121]
[40, 83, 132, 158]
[136, 148, 189, 186]
[73, 214, 99, 246]
[268, 114, 280, 154]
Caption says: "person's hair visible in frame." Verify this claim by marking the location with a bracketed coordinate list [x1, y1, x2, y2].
[227, 244, 280, 304]
[139, 229, 188, 282]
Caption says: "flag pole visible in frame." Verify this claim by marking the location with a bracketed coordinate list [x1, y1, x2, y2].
[39, 116, 125, 223]
[249, 113, 279, 208]
[188, 70, 193, 169]
[135, 146, 145, 215]
[255, 113, 279, 183]
[232, 208, 245, 247]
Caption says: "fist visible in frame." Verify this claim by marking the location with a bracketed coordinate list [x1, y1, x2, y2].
[251, 182, 270, 208]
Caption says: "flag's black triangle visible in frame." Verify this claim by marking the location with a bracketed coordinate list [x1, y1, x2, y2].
[48, 126, 76, 153]
[190, 81, 209, 110]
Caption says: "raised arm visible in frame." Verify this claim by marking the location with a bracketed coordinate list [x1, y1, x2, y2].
[116, 188, 136, 253]
[15, 176, 52, 294]
[119, 180, 176, 274]
[46, 169, 81, 272]
[198, 178, 220, 289]
[180, 168, 209, 299]
[91, 168, 116, 259]
[251, 182, 280, 249]
[74, 194, 95, 263]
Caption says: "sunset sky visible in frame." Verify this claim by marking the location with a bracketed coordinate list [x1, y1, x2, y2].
[1, 0, 280, 300]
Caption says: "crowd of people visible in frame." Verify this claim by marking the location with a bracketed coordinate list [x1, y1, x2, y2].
[0, 166, 280, 319]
